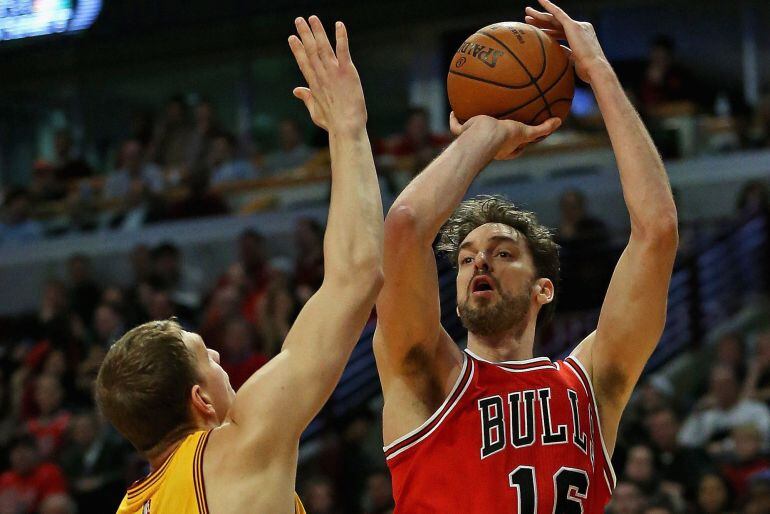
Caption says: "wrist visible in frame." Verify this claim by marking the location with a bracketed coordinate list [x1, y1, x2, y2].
[328, 120, 367, 138]
[584, 58, 616, 85]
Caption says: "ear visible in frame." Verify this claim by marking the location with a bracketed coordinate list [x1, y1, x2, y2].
[533, 278, 554, 306]
[190, 384, 216, 418]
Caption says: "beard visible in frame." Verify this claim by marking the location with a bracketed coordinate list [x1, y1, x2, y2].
[458, 278, 532, 337]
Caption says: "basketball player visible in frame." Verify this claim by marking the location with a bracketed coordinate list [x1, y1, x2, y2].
[96, 17, 383, 514]
[373, 0, 678, 512]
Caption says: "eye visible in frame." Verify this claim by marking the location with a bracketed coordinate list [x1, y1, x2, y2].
[498, 251, 511, 258]
[460, 256, 474, 265]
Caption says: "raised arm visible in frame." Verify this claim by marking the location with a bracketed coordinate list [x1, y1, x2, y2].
[226, 17, 383, 443]
[527, 0, 678, 451]
[374, 112, 561, 382]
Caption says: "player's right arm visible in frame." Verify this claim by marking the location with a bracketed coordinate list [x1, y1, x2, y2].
[221, 16, 383, 447]
[374, 115, 561, 384]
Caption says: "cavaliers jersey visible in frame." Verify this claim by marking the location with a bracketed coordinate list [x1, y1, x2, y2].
[117, 431, 306, 514]
[385, 349, 615, 513]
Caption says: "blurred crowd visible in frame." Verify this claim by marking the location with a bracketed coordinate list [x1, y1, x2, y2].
[2, 33, 770, 245]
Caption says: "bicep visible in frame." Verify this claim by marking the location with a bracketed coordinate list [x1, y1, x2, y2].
[227, 283, 376, 443]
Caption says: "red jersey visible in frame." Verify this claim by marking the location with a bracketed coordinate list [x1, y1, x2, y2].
[385, 349, 616, 513]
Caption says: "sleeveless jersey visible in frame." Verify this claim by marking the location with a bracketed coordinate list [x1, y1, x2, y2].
[385, 350, 615, 513]
[116, 431, 306, 514]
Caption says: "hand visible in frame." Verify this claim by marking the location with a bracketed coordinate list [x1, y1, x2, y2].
[450, 112, 561, 160]
[524, 0, 611, 84]
[288, 17, 366, 133]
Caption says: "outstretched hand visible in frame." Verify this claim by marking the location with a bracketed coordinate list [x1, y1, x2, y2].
[450, 112, 561, 160]
[288, 17, 366, 133]
[524, 0, 610, 84]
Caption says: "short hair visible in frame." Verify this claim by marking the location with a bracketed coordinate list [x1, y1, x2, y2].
[95, 319, 199, 452]
[437, 195, 560, 323]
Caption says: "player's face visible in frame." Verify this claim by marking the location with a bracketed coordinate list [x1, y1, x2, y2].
[183, 331, 236, 424]
[455, 223, 537, 337]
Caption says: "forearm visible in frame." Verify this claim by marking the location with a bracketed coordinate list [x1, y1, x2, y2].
[324, 126, 383, 277]
[390, 123, 506, 241]
[589, 64, 677, 236]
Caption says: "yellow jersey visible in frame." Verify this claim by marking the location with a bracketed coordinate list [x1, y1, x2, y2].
[116, 431, 306, 514]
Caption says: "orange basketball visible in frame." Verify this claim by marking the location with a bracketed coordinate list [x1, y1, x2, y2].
[447, 22, 574, 125]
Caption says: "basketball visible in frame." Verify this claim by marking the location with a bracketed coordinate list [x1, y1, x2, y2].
[447, 22, 575, 124]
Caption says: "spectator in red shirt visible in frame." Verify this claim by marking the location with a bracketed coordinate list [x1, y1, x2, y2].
[220, 318, 268, 391]
[382, 107, 451, 174]
[722, 424, 770, 500]
[26, 375, 71, 460]
[0, 435, 67, 514]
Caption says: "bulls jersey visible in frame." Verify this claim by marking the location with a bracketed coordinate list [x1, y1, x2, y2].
[385, 349, 615, 513]
[117, 431, 306, 514]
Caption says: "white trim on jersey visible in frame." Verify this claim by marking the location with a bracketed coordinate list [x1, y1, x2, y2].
[383, 358, 476, 460]
[564, 356, 618, 489]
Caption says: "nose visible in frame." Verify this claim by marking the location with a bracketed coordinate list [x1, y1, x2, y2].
[473, 251, 490, 272]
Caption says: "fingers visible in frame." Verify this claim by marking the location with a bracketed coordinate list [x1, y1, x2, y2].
[335, 21, 352, 64]
[560, 44, 573, 60]
[537, 0, 571, 23]
[295, 17, 324, 80]
[449, 112, 465, 136]
[288, 34, 318, 88]
[525, 117, 562, 141]
[308, 15, 337, 67]
[524, 7, 559, 28]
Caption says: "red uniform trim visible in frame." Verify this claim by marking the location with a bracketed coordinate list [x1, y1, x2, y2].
[564, 357, 617, 490]
[127, 449, 175, 499]
[193, 431, 211, 514]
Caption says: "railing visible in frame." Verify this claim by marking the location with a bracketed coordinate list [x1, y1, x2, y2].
[301, 213, 769, 442]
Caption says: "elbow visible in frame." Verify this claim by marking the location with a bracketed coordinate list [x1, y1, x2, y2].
[635, 207, 679, 253]
[327, 255, 384, 298]
[385, 204, 428, 245]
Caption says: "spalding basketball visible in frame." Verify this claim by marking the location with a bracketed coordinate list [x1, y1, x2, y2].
[447, 22, 574, 124]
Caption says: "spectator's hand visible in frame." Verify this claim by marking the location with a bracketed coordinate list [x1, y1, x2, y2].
[449, 112, 561, 160]
[289, 17, 366, 133]
[524, 0, 610, 84]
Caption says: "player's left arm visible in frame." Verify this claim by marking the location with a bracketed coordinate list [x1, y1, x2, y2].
[527, 0, 678, 453]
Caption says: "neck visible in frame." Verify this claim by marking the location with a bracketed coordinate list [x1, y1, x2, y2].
[466, 317, 537, 362]
[145, 420, 214, 470]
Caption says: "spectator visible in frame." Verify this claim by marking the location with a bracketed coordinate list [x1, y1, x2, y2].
[382, 107, 450, 173]
[294, 217, 324, 300]
[65, 254, 102, 327]
[743, 329, 770, 406]
[645, 407, 712, 496]
[624, 444, 660, 496]
[165, 169, 229, 220]
[555, 189, 613, 310]
[638, 36, 694, 112]
[208, 132, 259, 186]
[361, 470, 394, 514]
[301, 476, 338, 514]
[736, 179, 769, 220]
[38, 493, 77, 514]
[0, 435, 67, 514]
[257, 269, 295, 357]
[102, 139, 165, 200]
[199, 285, 243, 352]
[721, 424, 770, 499]
[0, 189, 44, 245]
[607, 481, 646, 514]
[149, 95, 194, 170]
[748, 87, 770, 147]
[679, 364, 770, 450]
[26, 374, 71, 459]
[264, 119, 313, 173]
[219, 318, 268, 391]
[150, 242, 204, 312]
[91, 303, 125, 348]
[695, 472, 735, 514]
[188, 99, 223, 169]
[28, 160, 66, 203]
[51, 129, 93, 182]
[59, 412, 126, 513]
[714, 332, 747, 380]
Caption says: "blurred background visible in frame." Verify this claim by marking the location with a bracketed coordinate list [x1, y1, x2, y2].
[0, 0, 769, 513]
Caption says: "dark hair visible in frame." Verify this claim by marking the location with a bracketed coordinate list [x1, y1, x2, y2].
[152, 242, 179, 260]
[95, 319, 199, 452]
[437, 195, 560, 323]
[651, 35, 675, 53]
